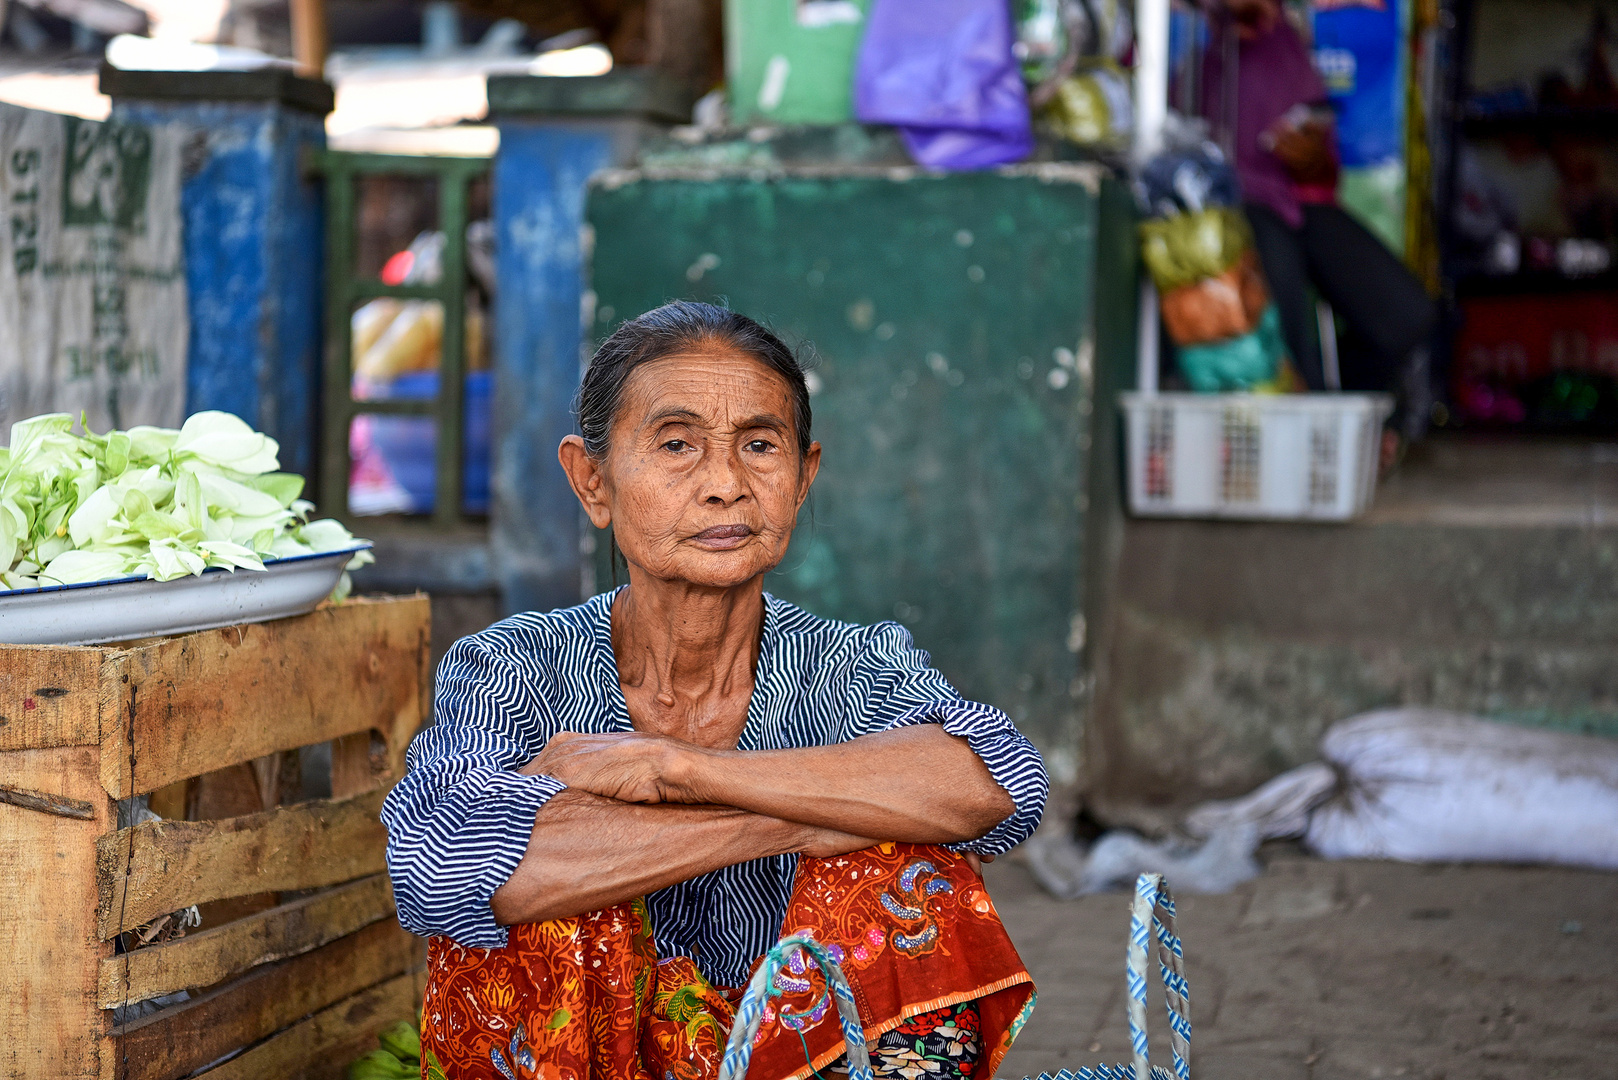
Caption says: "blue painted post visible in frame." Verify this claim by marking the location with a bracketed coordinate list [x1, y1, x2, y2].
[486, 71, 690, 614]
[105, 68, 331, 481]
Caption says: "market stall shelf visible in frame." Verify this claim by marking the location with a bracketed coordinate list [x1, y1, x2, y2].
[0, 595, 430, 1080]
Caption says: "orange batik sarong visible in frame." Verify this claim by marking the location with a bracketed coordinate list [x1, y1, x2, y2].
[419, 843, 1036, 1080]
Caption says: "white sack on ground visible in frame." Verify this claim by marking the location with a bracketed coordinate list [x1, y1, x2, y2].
[1183, 760, 1337, 841]
[1301, 708, 1618, 868]
[1024, 709, 1618, 901]
[1023, 823, 1263, 898]
[0, 103, 187, 433]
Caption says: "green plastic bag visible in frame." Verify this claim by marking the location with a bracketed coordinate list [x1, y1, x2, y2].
[1175, 303, 1287, 392]
[1139, 207, 1254, 292]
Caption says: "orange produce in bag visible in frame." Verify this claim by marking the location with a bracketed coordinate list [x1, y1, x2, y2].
[1160, 249, 1271, 347]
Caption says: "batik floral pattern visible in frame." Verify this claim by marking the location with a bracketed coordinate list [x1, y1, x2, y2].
[418, 845, 1032, 1080]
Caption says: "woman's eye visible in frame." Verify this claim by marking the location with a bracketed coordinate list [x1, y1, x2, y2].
[661, 439, 689, 453]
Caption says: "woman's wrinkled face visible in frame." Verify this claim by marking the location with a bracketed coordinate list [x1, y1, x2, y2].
[560, 346, 821, 589]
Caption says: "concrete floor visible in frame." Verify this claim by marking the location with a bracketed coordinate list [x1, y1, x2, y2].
[985, 852, 1618, 1080]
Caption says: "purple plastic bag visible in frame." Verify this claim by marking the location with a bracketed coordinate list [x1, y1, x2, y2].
[854, 0, 1034, 171]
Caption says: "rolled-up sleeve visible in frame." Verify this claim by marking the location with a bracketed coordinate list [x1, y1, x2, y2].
[381, 635, 564, 947]
[842, 622, 1049, 855]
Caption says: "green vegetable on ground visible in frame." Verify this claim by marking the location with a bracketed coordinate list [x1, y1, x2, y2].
[348, 1048, 414, 1080]
[349, 1016, 427, 1080]
[378, 1019, 422, 1063]
[0, 411, 371, 594]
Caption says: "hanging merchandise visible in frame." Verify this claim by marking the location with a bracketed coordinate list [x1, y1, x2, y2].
[1311, 0, 1403, 169]
[1015, 0, 1073, 85]
[1136, 132, 1287, 390]
[854, 0, 1034, 170]
[1039, 64, 1134, 147]
[1134, 137, 1243, 220]
[1140, 206, 1254, 293]
[1158, 249, 1270, 348]
[1016, 0, 1135, 147]
[1173, 303, 1290, 392]
[1311, 0, 1408, 250]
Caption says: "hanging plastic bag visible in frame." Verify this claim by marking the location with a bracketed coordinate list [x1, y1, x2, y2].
[1038, 64, 1133, 147]
[854, 0, 1034, 171]
[1139, 206, 1255, 293]
[1158, 246, 1269, 346]
[1174, 303, 1286, 391]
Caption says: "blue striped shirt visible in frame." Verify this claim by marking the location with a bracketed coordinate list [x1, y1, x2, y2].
[382, 588, 1049, 988]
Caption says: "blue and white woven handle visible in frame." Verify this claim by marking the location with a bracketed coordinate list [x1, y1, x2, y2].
[1035, 873, 1193, 1080]
[718, 933, 873, 1080]
[1124, 873, 1191, 1080]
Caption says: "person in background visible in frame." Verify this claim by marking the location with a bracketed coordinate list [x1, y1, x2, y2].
[1205, 0, 1437, 439]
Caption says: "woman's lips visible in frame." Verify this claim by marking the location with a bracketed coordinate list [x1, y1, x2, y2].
[691, 524, 753, 549]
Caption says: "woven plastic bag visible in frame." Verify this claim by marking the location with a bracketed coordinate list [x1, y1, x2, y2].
[717, 873, 1192, 1080]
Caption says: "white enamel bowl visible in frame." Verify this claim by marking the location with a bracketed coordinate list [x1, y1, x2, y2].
[0, 544, 372, 646]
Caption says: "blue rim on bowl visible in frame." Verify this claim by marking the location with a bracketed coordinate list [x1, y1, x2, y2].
[0, 542, 374, 598]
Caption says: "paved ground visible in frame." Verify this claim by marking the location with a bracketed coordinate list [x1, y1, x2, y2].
[984, 852, 1618, 1080]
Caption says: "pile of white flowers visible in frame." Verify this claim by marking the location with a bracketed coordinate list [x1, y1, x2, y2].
[0, 411, 372, 595]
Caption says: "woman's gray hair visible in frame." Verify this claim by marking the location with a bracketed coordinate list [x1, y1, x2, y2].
[574, 300, 814, 459]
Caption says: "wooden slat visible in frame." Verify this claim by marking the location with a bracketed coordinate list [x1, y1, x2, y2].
[108, 918, 422, 1080]
[0, 645, 105, 750]
[100, 596, 429, 799]
[97, 788, 389, 939]
[0, 745, 110, 1079]
[98, 874, 396, 1008]
[331, 729, 390, 799]
[0, 780, 96, 818]
[191, 970, 424, 1080]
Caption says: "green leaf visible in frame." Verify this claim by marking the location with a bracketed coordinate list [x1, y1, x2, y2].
[377, 1019, 421, 1062]
[174, 411, 281, 475]
[68, 486, 120, 547]
[544, 1007, 572, 1031]
[104, 431, 130, 475]
[131, 510, 192, 542]
[198, 540, 266, 572]
[249, 472, 305, 508]
[119, 486, 156, 522]
[197, 471, 283, 517]
[40, 549, 130, 585]
[124, 425, 178, 462]
[1, 410, 368, 596]
[346, 1050, 411, 1080]
[298, 518, 361, 554]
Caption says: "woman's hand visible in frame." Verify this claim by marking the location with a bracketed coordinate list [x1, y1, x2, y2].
[1267, 119, 1337, 185]
[519, 731, 696, 803]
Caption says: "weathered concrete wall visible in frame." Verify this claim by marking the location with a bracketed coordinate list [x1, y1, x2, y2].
[1088, 515, 1618, 805]
[584, 165, 1140, 776]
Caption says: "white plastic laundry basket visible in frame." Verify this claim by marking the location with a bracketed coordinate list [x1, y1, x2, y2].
[1121, 392, 1393, 521]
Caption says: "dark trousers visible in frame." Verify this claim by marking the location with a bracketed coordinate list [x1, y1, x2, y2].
[1246, 202, 1437, 393]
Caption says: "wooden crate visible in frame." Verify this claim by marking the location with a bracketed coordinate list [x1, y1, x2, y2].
[0, 595, 432, 1080]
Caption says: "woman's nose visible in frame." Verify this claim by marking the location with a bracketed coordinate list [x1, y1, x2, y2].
[697, 446, 749, 504]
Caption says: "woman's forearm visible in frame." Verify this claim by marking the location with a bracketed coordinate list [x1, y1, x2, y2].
[489, 790, 869, 925]
[671, 725, 1014, 844]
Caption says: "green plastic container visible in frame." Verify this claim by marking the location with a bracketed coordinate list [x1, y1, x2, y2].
[725, 0, 869, 125]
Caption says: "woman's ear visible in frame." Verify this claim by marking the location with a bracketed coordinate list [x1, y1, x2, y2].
[797, 441, 823, 508]
[559, 436, 613, 529]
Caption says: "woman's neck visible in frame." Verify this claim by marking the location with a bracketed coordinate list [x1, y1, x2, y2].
[611, 571, 765, 742]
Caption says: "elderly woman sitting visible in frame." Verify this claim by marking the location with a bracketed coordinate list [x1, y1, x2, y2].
[383, 301, 1049, 1080]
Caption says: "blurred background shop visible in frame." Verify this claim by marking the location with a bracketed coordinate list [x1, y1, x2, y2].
[2, 0, 1616, 807]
